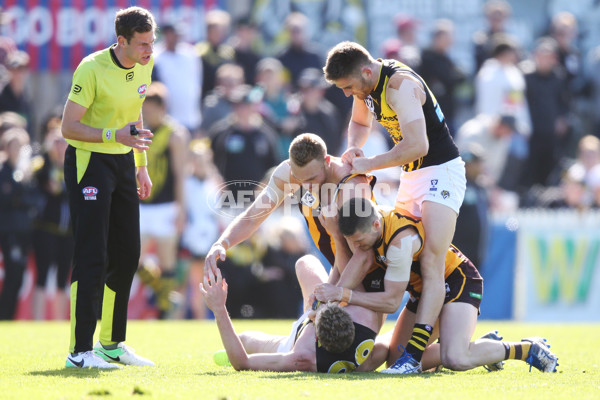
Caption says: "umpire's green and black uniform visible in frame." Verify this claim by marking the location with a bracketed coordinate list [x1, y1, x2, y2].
[64, 46, 152, 353]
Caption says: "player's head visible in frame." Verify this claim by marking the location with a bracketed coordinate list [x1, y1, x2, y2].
[314, 303, 355, 354]
[338, 197, 381, 251]
[115, 7, 156, 65]
[323, 41, 377, 100]
[289, 133, 329, 188]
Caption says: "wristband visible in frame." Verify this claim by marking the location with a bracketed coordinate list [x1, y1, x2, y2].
[339, 288, 351, 307]
[218, 237, 230, 250]
[102, 128, 116, 143]
[134, 151, 147, 167]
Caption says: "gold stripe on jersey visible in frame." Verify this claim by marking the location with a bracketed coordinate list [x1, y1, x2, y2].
[67, 45, 153, 154]
[446, 260, 467, 303]
[298, 189, 336, 266]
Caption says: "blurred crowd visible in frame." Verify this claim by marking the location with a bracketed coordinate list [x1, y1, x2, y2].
[1, 1, 600, 320]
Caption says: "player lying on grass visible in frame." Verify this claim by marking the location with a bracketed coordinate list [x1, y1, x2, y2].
[200, 254, 385, 373]
[314, 197, 559, 373]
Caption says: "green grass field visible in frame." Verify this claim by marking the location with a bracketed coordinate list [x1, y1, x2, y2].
[0, 320, 598, 400]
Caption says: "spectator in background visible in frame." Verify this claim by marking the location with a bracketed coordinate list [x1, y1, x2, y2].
[196, 9, 235, 98]
[568, 135, 600, 187]
[31, 128, 73, 320]
[453, 144, 489, 270]
[292, 67, 343, 156]
[230, 17, 262, 86]
[522, 37, 569, 187]
[209, 84, 279, 198]
[199, 63, 245, 137]
[0, 127, 39, 320]
[253, 217, 307, 318]
[137, 82, 190, 319]
[254, 57, 295, 158]
[277, 12, 322, 90]
[393, 14, 421, 71]
[550, 12, 583, 96]
[0, 51, 32, 133]
[475, 37, 531, 136]
[456, 114, 527, 212]
[180, 140, 222, 319]
[419, 19, 466, 134]
[154, 24, 203, 136]
[472, 0, 512, 73]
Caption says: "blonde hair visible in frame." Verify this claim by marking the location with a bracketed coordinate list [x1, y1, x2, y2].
[289, 133, 327, 167]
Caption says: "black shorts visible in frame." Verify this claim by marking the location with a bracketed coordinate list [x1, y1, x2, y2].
[406, 258, 483, 314]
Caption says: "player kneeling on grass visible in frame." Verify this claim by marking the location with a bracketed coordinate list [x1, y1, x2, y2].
[200, 256, 384, 373]
[315, 198, 558, 374]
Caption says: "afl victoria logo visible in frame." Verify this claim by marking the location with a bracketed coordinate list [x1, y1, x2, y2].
[82, 186, 98, 200]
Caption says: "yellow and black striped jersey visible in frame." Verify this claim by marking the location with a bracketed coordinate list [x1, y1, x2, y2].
[364, 59, 459, 172]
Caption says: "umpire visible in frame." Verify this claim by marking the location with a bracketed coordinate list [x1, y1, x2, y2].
[61, 6, 156, 369]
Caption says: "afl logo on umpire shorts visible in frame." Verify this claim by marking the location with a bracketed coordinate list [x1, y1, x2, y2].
[82, 186, 98, 200]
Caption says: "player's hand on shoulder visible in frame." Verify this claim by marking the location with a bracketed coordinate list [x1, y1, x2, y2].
[341, 146, 364, 164]
[350, 156, 373, 174]
[116, 120, 153, 150]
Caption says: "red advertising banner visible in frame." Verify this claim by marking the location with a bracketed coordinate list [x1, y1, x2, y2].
[1, 0, 220, 71]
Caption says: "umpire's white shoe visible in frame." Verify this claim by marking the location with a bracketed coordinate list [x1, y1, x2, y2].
[94, 341, 155, 366]
[66, 350, 121, 369]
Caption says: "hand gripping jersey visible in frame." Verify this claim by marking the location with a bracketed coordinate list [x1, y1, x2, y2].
[364, 59, 459, 172]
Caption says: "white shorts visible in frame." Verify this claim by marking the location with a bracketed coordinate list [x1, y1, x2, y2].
[277, 310, 311, 353]
[395, 157, 466, 217]
[139, 202, 178, 238]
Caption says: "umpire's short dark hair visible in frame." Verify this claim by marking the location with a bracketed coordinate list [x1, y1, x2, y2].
[115, 6, 156, 43]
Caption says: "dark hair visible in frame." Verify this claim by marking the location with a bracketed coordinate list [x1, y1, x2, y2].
[115, 6, 156, 43]
[323, 41, 373, 82]
[289, 133, 327, 167]
[315, 303, 355, 353]
[338, 197, 377, 237]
